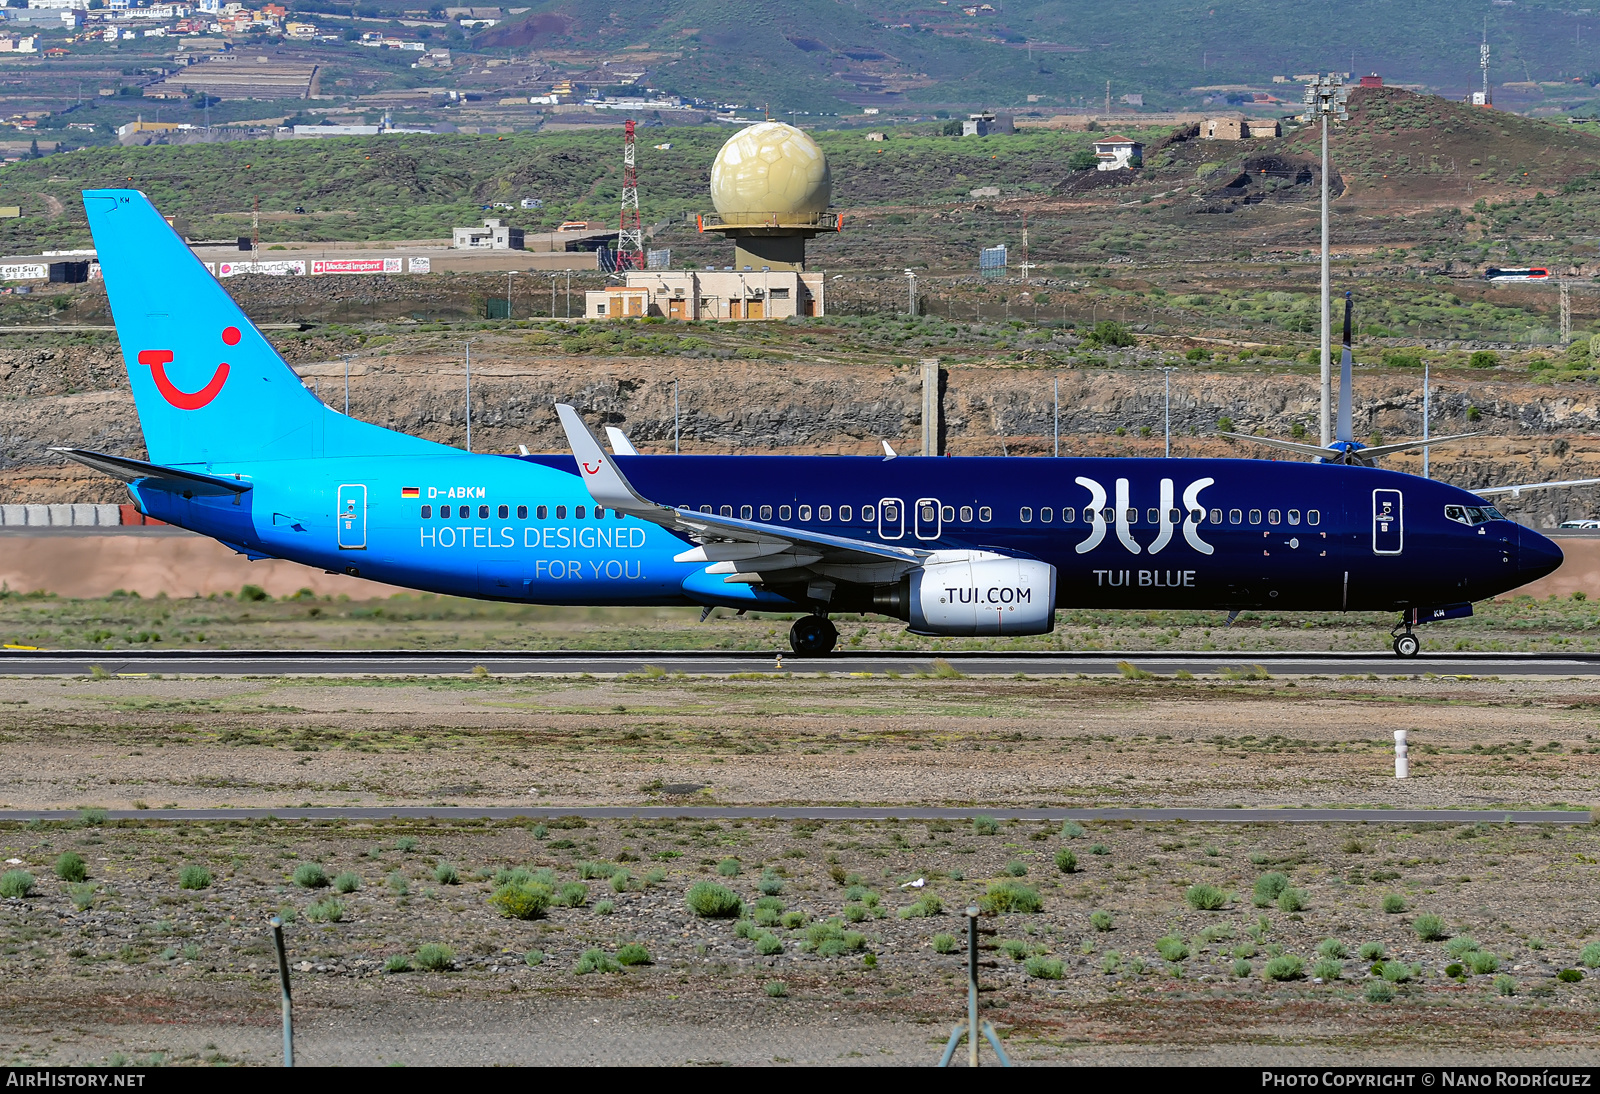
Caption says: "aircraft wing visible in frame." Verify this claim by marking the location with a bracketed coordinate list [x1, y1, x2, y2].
[554, 404, 929, 588]
[52, 447, 252, 496]
[1474, 477, 1600, 499]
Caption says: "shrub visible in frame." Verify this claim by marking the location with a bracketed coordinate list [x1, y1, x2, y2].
[70, 883, 96, 910]
[1185, 884, 1228, 911]
[415, 943, 455, 972]
[897, 894, 943, 919]
[1495, 974, 1517, 996]
[524, 950, 545, 967]
[55, 853, 87, 883]
[1055, 849, 1078, 874]
[780, 910, 807, 929]
[1086, 320, 1136, 348]
[0, 870, 35, 898]
[1230, 958, 1251, 977]
[686, 882, 743, 918]
[306, 898, 345, 923]
[716, 858, 742, 877]
[1380, 961, 1417, 983]
[1445, 963, 1466, 979]
[1312, 958, 1343, 981]
[488, 882, 552, 920]
[615, 943, 651, 966]
[1468, 950, 1501, 975]
[1276, 887, 1307, 913]
[1558, 967, 1584, 983]
[804, 919, 867, 956]
[1413, 914, 1448, 942]
[980, 881, 1042, 914]
[79, 808, 107, 826]
[178, 865, 211, 891]
[1088, 843, 1110, 856]
[292, 863, 328, 889]
[609, 870, 632, 894]
[1469, 350, 1499, 369]
[1024, 956, 1065, 980]
[332, 871, 361, 894]
[1060, 821, 1085, 839]
[1581, 942, 1600, 968]
[765, 980, 788, 998]
[755, 906, 781, 928]
[393, 837, 417, 852]
[1155, 935, 1189, 962]
[1090, 910, 1114, 932]
[576, 860, 616, 880]
[1445, 936, 1480, 959]
[1358, 942, 1385, 961]
[574, 947, 620, 975]
[595, 900, 615, 915]
[1365, 980, 1396, 1003]
[972, 815, 1000, 836]
[1316, 938, 1347, 959]
[757, 872, 784, 896]
[933, 933, 959, 954]
[1004, 860, 1029, 877]
[556, 882, 588, 908]
[384, 955, 411, 973]
[1000, 939, 1037, 961]
[843, 902, 870, 923]
[1263, 955, 1304, 981]
[1382, 894, 1406, 914]
[753, 931, 783, 956]
[434, 862, 460, 885]
[1252, 872, 1289, 907]
[386, 871, 409, 896]
[734, 918, 757, 940]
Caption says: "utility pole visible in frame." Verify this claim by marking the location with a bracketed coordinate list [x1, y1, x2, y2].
[565, 269, 572, 318]
[505, 269, 516, 321]
[252, 194, 259, 266]
[1561, 280, 1572, 343]
[342, 354, 350, 416]
[673, 378, 680, 454]
[1163, 367, 1173, 458]
[905, 268, 917, 316]
[1422, 359, 1430, 479]
[1018, 212, 1034, 281]
[464, 340, 473, 453]
[1053, 378, 1059, 457]
[1304, 74, 1349, 449]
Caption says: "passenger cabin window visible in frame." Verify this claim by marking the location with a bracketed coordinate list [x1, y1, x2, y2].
[839, 505, 852, 522]
[1230, 509, 1242, 524]
[740, 505, 753, 519]
[1040, 507, 1053, 523]
[700, 505, 711, 514]
[780, 505, 792, 520]
[421, 505, 432, 518]
[760, 505, 772, 520]
[1062, 507, 1076, 523]
[943, 505, 956, 522]
[861, 504, 875, 522]
[819, 505, 832, 521]
[1287, 509, 1300, 525]
[799, 505, 812, 521]
[556, 506, 567, 519]
[1190, 509, 1203, 524]
[959, 505, 973, 522]
[1125, 508, 1137, 524]
[575, 505, 586, 519]
[882, 504, 898, 521]
[979, 506, 992, 522]
[1248, 509, 1262, 525]
[1147, 508, 1158, 524]
[1020, 507, 1033, 523]
[1101, 507, 1115, 523]
[1308, 510, 1321, 525]
[1267, 509, 1281, 525]
[536, 505, 548, 520]
[595, 507, 606, 520]
[517, 505, 528, 519]
[1210, 508, 1222, 525]
[498, 505, 509, 519]
[720, 505, 732, 517]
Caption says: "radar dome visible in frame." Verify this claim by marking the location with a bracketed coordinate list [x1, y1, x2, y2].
[710, 122, 831, 218]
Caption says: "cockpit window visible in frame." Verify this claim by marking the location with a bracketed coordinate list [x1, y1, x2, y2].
[1445, 504, 1501, 526]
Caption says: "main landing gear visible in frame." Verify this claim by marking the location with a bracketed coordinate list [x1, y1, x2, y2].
[1390, 618, 1421, 659]
[789, 614, 839, 656]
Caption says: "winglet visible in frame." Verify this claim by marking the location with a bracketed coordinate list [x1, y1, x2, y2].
[605, 426, 640, 456]
[554, 404, 656, 514]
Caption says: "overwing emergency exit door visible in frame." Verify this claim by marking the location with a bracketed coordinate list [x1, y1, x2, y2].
[337, 483, 367, 549]
[1372, 489, 1403, 555]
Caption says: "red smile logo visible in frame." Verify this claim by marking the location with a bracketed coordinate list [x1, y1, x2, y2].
[582, 461, 602, 475]
[138, 326, 239, 410]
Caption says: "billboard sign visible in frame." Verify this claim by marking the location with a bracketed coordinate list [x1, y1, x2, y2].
[312, 258, 403, 276]
[218, 259, 307, 277]
[0, 263, 48, 281]
[407, 256, 431, 274]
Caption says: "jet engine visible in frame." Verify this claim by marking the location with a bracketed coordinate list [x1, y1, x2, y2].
[904, 553, 1057, 636]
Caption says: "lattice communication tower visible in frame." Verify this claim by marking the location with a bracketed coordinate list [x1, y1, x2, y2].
[618, 119, 644, 272]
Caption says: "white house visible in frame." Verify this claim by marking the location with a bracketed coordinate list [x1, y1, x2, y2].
[585, 269, 825, 321]
[451, 218, 524, 251]
[1092, 134, 1143, 171]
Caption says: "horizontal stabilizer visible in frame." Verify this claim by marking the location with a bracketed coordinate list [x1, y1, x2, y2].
[1218, 433, 1335, 460]
[1355, 432, 1479, 460]
[604, 426, 639, 456]
[51, 447, 252, 496]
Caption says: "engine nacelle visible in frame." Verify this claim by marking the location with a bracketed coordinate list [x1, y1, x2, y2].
[907, 552, 1057, 636]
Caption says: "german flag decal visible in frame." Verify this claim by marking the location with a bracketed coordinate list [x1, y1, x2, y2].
[401, 487, 420, 498]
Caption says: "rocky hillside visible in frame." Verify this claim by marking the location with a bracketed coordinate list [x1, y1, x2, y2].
[5, 329, 1599, 528]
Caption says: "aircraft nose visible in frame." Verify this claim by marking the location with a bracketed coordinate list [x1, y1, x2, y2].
[1517, 526, 1564, 584]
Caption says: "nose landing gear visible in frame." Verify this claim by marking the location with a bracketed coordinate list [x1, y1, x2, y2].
[789, 614, 838, 656]
[1390, 617, 1420, 658]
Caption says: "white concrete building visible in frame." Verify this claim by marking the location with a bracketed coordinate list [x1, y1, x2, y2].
[1092, 134, 1143, 171]
[451, 218, 524, 250]
[584, 269, 824, 321]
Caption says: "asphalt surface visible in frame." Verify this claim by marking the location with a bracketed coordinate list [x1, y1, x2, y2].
[1, 806, 1585, 824]
[3, 648, 1600, 677]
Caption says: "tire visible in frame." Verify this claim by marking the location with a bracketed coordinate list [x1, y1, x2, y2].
[1393, 634, 1420, 658]
[789, 615, 838, 656]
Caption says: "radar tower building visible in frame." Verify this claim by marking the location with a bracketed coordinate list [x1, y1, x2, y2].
[698, 121, 841, 272]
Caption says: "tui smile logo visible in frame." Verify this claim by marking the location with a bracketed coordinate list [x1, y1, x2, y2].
[138, 325, 239, 410]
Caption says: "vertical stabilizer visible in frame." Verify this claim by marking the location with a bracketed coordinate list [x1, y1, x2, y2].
[84, 189, 448, 467]
[1336, 291, 1354, 446]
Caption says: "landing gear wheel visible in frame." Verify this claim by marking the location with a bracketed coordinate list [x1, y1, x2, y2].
[789, 615, 838, 656]
[1393, 634, 1420, 658]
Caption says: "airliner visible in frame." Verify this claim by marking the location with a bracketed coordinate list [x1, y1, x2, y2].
[54, 190, 1567, 658]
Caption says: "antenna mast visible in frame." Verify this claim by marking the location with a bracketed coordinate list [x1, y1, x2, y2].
[618, 119, 643, 271]
[1479, 19, 1492, 107]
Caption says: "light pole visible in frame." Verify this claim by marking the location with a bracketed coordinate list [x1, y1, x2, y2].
[905, 268, 917, 316]
[1304, 74, 1349, 449]
[673, 378, 680, 454]
[505, 269, 516, 321]
[1053, 377, 1059, 457]
[1422, 359, 1430, 479]
[463, 340, 474, 453]
[564, 269, 572, 318]
[342, 354, 350, 416]
[549, 273, 557, 317]
[1162, 367, 1174, 458]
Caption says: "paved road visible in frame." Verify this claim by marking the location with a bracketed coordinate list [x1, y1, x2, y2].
[3, 806, 1586, 824]
[3, 648, 1599, 677]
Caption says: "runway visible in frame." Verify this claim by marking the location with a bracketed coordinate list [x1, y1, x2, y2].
[0, 806, 1587, 825]
[3, 648, 1600, 677]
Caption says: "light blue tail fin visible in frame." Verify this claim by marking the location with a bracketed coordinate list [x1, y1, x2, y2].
[84, 189, 449, 467]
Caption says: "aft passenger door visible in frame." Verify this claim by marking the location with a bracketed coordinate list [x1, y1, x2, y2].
[337, 483, 366, 550]
[1372, 489, 1403, 555]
